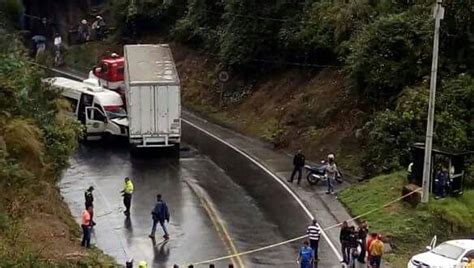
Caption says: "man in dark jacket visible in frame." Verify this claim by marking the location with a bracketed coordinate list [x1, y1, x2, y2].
[288, 149, 305, 184]
[340, 221, 351, 264]
[357, 221, 369, 263]
[84, 186, 96, 226]
[149, 194, 170, 240]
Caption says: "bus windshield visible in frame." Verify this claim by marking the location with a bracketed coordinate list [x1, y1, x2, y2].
[104, 105, 127, 119]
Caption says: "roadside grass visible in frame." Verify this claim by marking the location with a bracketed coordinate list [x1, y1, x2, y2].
[63, 40, 121, 72]
[339, 171, 474, 266]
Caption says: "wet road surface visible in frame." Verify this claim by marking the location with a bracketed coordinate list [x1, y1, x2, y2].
[60, 141, 297, 267]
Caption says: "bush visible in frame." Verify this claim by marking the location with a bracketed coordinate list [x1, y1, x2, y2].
[345, 10, 432, 99]
[363, 74, 474, 176]
[172, 0, 223, 49]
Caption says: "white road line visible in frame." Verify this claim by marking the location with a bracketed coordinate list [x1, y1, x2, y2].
[182, 118, 343, 261]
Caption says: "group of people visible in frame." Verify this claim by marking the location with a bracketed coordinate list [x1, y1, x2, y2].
[340, 221, 384, 268]
[77, 16, 107, 43]
[297, 219, 322, 268]
[80, 177, 171, 249]
[288, 150, 342, 194]
[407, 161, 458, 200]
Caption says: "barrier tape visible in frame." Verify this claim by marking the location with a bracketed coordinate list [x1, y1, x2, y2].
[41, 63, 423, 266]
[183, 188, 422, 266]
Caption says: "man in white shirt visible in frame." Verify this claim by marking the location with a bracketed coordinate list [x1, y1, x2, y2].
[54, 33, 62, 52]
[306, 219, 321, 261]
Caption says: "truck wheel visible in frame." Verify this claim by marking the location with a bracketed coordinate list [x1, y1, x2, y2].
[129, 144, 139, 157]
[173, 143, 180, 158]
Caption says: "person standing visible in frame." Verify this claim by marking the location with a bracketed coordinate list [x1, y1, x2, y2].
[466, 256, 474, 268]
[81, 206, 93, 248]
[78, 19, 90, 43]
[149, 194, 170, 240]
[306, 219, 321, 261]
[347, 226, 359, 268]
[339, 221, 351, 264]
[369, 235, 384, 268]
[366, 233, 377, 267]
[92, 16, 106, 40]
[357, 221, 369, 264]
[288, 149, 305, 184]
[325, 154, 338, 194]
[121, 177, 134, 217]
[84, 186, 96, 226]
[434, 166, 448, 199]
[297, 240, 314, 268]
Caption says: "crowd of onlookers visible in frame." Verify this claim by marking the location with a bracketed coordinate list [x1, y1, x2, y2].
[30, 15, 107, 63]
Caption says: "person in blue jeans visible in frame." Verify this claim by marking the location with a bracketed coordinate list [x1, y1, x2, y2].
[297, 240, 314, 268]
[325, 154, 338, 194]
[149, 194, 170, 240]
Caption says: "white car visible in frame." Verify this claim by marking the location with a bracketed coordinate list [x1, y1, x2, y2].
[408, 238, 474, 268]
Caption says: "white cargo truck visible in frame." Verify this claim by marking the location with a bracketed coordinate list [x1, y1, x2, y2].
[124, 44, 181, 150]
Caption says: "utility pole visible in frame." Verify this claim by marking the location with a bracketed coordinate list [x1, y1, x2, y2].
[421, 0, 444, 203]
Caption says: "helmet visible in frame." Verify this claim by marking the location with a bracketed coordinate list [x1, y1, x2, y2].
[328, 154, 335, 160]
[138, 261, 147, 268]
[81, 19, 87, 24]
[111, 53, 119, 58]
[96, 16, 103, 20]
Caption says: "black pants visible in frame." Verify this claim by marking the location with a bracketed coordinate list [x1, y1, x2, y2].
[81, 224, 91, 248]
[290, 166, 303, 183]
[341, 241, 350, 264]
[123, 193, 132, 215]
[310, 239, 319, 260]
[358, 239, 366, 262]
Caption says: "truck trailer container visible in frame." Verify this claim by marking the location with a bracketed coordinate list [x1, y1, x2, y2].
[124, 44, 181, 150]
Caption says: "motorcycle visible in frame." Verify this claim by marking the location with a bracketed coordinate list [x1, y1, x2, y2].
[305, 160, 343, 185]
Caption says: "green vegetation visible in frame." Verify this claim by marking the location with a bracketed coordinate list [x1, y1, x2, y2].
[339, 172, 474, 266]
[0, 29, 114, 266]
[109, 0, 473, 176]
[363, 74, 474, 176]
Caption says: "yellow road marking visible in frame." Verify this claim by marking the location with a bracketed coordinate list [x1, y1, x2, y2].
[184, 179, 245, 268]
[200, 199, 245, 268]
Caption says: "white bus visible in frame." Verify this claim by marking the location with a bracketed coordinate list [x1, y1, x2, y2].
[44, 77, 128, 139]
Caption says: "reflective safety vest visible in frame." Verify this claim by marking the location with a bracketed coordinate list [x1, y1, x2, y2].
[124, 180, 134, 194]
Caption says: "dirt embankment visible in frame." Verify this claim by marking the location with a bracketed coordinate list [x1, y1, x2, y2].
[173, 44, 367, 176]
[63, 38, 367, 176]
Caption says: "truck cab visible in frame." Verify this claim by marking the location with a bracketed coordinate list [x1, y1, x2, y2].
[89, 53, 125, 90]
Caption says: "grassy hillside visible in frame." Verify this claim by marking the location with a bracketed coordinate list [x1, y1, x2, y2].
[339, 172, 474, 266]
[0, 31, 115, 266]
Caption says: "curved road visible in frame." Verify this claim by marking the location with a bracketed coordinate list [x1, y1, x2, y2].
[60, 141, 296, 267]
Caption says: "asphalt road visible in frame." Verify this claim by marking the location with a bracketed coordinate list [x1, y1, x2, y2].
[59, 141, 298, 267]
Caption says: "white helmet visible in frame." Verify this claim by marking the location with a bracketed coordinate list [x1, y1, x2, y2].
[81, 19, 87, 24]
[328, 154, 335, 160]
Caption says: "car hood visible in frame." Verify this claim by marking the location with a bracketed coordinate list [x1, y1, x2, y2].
[111, 117, 128, 127]
[411, 251, 459, 266]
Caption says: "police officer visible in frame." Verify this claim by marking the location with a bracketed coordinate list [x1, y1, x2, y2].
[121, 177, 134, 217]
[84, 186, 96, 225]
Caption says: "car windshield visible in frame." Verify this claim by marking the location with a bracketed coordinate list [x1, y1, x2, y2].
[104, 106, 127, 119]
[432, 243, 465, 260]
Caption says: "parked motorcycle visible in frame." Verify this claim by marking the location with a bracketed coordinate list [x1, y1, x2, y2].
[305, 160, 343, 185]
